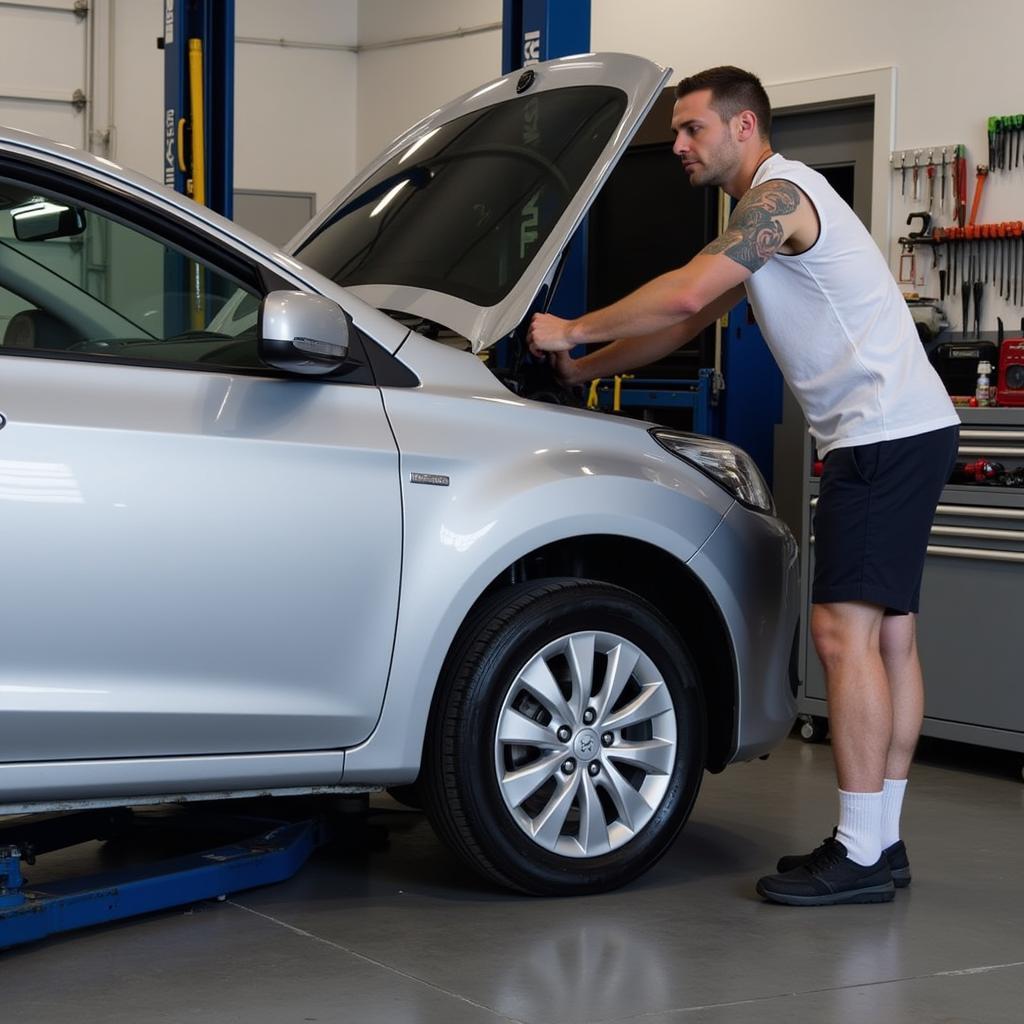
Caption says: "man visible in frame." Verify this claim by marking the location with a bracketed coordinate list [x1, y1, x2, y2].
[528, 66, 959, 906]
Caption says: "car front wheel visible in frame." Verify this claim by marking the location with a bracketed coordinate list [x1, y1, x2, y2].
[423, 578, 705, 895]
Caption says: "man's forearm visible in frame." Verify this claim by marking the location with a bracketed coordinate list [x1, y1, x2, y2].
[566, 270, 698, 345]
[567, 324, 694, 383]
[564, 285, 746, 384]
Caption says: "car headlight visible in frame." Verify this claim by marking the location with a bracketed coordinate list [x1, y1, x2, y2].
[650, 429, 775, 514]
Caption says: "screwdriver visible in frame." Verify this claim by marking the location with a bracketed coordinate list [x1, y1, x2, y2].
[962, 252, 971, 336]
[956, 145, 968, 228]
[999, 222, 1008, 298]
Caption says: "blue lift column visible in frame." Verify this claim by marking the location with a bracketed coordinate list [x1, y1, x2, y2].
[162, 0, 235, 215]
[502, 0, 591, 322]
[720, 302, 785, 487]
[161, 0, 235, 334]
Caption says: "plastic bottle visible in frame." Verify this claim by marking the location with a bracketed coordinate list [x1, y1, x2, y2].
[976, 361, 992, 407]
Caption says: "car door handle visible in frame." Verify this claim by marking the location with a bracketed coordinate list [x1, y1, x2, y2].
[0, 412, 6, 430]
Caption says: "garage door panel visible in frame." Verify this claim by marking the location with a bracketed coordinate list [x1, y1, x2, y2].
[0, 3, 86, 144]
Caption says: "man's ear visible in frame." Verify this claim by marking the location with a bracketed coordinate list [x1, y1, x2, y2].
[735, 110, 758, 142]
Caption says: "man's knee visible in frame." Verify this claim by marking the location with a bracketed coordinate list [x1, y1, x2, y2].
[810, 602, 883, 671]
[879, 613, 917, 663]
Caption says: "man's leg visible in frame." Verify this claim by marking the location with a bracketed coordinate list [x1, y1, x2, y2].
[810, 600, 890, 793]
[877, 612, 922, 857]
[879, 612, 923, 780]
[755, 595, 896, 902]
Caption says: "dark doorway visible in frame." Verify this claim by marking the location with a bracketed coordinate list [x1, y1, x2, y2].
[586, 91, 718, 380]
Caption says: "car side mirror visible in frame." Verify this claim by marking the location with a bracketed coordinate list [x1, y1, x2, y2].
[258, 290, 351, 375]
[11, 199, 87, 242]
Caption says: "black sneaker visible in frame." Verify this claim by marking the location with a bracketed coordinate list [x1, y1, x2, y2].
[756, 837, 895, 906]
[777, 831, 912, 888]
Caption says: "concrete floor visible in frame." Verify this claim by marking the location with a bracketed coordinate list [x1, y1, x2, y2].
[3, 734, 1022, 1024]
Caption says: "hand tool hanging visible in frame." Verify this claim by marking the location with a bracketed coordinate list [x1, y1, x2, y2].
[968, 165, 988, 227]
[956, 145, 968, 229]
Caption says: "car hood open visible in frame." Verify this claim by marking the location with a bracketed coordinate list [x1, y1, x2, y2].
[287, 53, 671, 353]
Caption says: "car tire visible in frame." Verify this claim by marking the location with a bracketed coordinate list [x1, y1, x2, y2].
[422, 578, 705, 895]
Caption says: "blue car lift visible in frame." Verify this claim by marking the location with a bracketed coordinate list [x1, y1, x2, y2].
[0, 799, 379, 951]
[160, 0, 235, 333]
[589, 369, 717, 434]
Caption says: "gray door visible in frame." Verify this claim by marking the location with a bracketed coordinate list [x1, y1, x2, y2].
[0, 177, 402, 762]
[234, 189, 317, 247]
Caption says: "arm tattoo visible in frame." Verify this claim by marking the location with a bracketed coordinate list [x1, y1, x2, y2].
[700, 180, 802, 273]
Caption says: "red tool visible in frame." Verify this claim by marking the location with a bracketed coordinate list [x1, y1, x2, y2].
[968, 165, 989, 227]
[996, 317, 1024, 407]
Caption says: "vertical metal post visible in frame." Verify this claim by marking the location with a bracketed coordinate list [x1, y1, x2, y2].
[501, 0, 591, 322]
[162, 0, 235, 334]
[721, 300, 784, 485]
[162, 0, 234, 217]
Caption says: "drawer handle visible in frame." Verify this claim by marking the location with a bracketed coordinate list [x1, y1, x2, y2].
[935, 503, 1024, 521]
[957, 446, 1024, 457]
[810, 500, 1024, 523]
[926, 544, 1024, 564]
[930, 524, 1024, 543]
[959, 429, 1024, 441]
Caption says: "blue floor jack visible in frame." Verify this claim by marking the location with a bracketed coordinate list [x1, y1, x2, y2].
[0, 796, 378, 951]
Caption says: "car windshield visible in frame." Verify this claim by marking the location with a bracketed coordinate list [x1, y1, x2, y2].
[295, 85, 627, 307]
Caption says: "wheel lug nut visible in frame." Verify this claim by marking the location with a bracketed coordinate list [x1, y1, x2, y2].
[588, 763, 600, 777]
[562, 758, 576, 775]
[601, 732, 614, 747]
[557, 726, 572, 743]
[582, 708, 596, 725]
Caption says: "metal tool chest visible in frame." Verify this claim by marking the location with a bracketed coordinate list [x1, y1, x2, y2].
[797, 408, 1024, 755]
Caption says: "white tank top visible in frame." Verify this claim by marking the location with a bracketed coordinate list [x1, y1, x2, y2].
[743, 153, 958, 456]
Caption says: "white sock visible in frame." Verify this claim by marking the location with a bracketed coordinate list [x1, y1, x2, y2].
[880, 778, 908, 850]
[835, 789, 883, 866]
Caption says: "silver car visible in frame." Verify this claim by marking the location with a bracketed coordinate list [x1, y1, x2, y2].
[0, 54, 799, 895]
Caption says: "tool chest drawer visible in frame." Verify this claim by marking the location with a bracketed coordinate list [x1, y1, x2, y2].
[917, 490, 1024, 734]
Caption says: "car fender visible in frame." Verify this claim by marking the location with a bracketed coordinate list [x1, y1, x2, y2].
[342, 387, 734, 782]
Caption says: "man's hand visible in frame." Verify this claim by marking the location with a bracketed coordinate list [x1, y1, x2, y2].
[547, 349, 582, 387]
[528, 312, 575, 354]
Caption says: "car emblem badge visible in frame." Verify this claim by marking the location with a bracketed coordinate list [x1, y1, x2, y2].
[573, 729, 599, 762]
[516, 70, 536, 94]
[410, 472, 450, 487]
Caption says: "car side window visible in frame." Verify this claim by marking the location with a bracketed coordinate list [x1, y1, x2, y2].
[0, 178, 262, 370]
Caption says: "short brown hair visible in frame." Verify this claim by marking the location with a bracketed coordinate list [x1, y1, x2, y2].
[675, 66, 771, 139]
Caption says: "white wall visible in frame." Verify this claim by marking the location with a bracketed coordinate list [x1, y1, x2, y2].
[11, 1, 360, 214]
[0, 1, 90, 147]
[234, 1, 358, 211]
[355, 0, 501, 166]
[591, 0, 1024, 329]
[7, 0, 1022, 332]
[350, 0, 1024, 333]
[110, 0, 164, 180]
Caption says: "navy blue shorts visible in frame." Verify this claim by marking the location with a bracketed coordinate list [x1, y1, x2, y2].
[812, 425, 959, 614]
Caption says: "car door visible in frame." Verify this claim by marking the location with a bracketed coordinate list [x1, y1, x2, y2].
[0, 159, 402, 762]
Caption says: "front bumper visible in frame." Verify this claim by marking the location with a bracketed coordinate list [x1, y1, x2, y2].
[688, 501, 801, 762]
